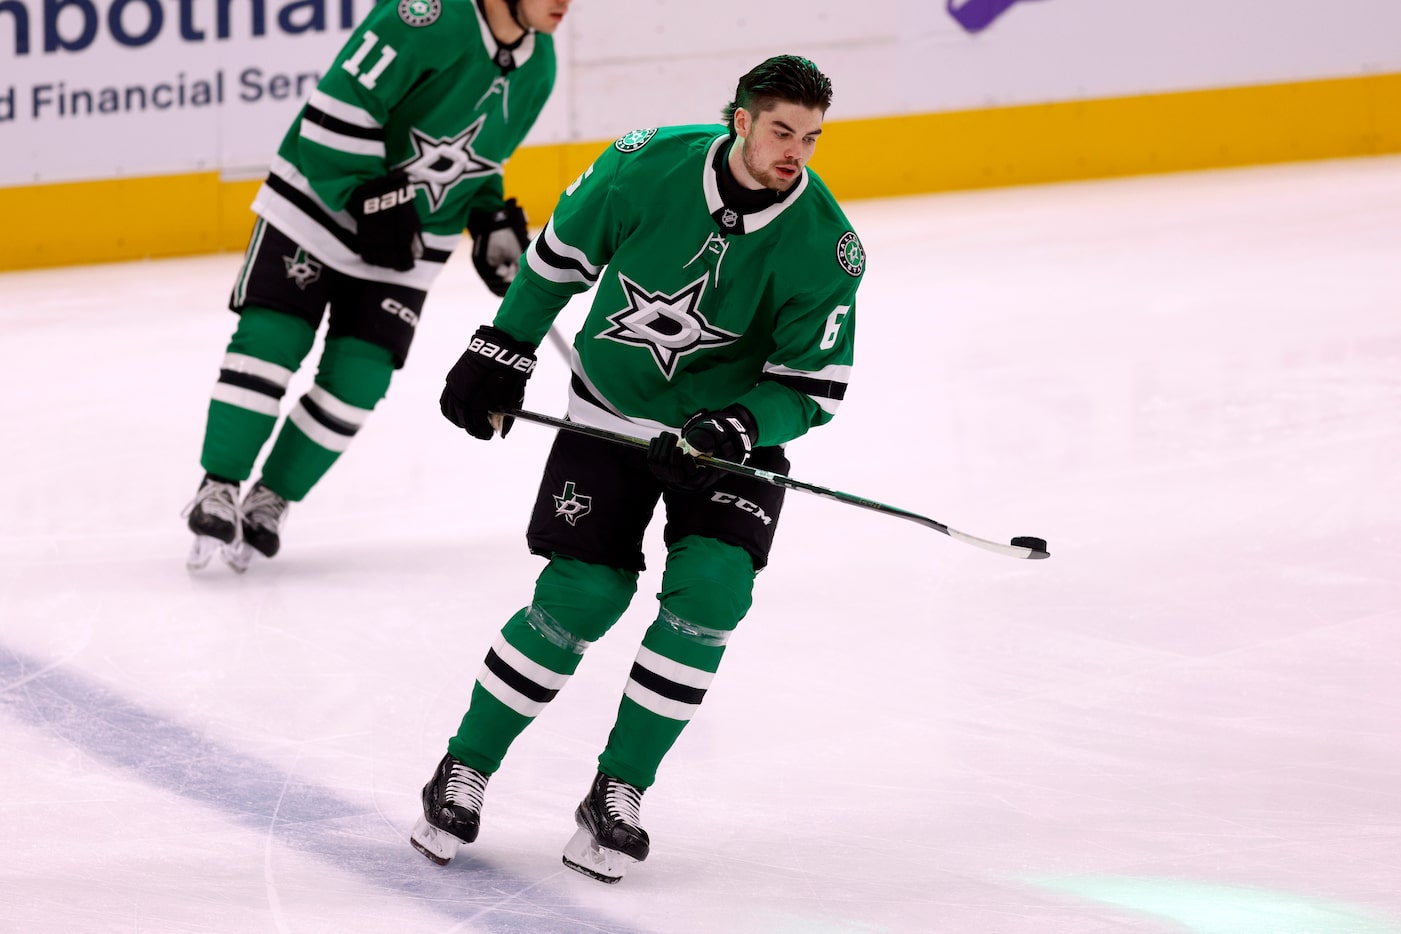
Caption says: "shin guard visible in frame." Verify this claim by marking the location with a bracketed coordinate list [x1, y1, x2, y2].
[598, 536, 756, 787]
[448, 557, 638, 773]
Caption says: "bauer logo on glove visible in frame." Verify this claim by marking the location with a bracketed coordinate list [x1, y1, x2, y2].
[442, 325, 539, 440]
[466, 334, 537, 373]
[360, 185, 415, 214]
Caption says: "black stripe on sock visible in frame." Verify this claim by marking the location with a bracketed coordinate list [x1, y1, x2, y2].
[629, 663, 707, 706]
[300, 394, 358, 437]
[484, 649, 560, 705]
[219, 369, 287, 400]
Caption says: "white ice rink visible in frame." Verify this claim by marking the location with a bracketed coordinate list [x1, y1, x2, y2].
[2, 155, 1400, 933]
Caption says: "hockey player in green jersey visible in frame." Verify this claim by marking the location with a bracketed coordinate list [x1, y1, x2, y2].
[184, 0, 573, 572]
[413, 55, 866, 883]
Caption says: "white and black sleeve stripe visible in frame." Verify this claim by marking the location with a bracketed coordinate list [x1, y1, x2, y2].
[760, 362, 851, 416]
[524, 217, 603, 286]
[298, 90, 386, 158]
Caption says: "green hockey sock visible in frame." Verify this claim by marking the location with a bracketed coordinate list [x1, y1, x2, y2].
[598, 536, 755, 788]
[200, 306, 314, 482]
[446, 606, 583, 773]
[448, 557, 638, 774]
[259, 336, 393, 501]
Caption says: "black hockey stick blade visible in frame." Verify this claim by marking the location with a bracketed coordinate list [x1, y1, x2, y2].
[504, 409, 1049, 560]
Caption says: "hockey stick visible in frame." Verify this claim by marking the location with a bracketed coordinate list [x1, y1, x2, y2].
[544, 325, 571, 361]
[504, 408, 1049, 560]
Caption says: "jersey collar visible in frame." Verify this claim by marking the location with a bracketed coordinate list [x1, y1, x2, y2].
[472, 0, 538, 70]
[701, 135, 808, 235]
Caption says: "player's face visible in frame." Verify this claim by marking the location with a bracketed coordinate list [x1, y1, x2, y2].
[732, 102, 824, 192]
[518, 0, 572, 34]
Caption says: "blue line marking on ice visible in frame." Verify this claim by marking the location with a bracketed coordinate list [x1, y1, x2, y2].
[0, 643, 651, 934]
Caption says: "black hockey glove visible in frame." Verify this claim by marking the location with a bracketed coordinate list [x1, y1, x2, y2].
[467, 199, 530, 297]
[440, 325, 538, 440]
[348, 172, 423, 271]
[646, 405, 758, 492]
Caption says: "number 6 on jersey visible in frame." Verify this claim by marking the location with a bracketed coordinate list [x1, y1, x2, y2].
[820, 304, 850, 350]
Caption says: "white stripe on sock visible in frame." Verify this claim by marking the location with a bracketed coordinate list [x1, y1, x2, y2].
[211, 383, 281, 417]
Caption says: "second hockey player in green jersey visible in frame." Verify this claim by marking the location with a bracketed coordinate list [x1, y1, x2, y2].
[252, 0, 559, 291]
[185, 0, 573, 572]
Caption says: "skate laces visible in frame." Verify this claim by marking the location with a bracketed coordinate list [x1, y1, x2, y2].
[443, 763, 488, 812]
[184, 479, 238, 522]
[241, 483, 287, 530]
[602, 778, 644, 828]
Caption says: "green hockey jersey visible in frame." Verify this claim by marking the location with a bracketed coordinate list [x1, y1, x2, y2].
[496, 125, 865, 448]
[251, 0, 556, 291]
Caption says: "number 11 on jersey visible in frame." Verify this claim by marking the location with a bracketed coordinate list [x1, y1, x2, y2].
[343, 30, 398, 90]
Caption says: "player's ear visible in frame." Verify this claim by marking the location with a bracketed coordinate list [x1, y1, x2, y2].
[733, 107, 751, 140]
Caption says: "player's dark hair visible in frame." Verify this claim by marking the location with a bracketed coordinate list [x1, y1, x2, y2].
[722, 55, 833, 133]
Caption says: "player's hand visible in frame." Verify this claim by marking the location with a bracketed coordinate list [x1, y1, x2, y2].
[440, 326, 537, 440]
[646, 406, 757, 491]
[468, 199, 530, 297]
[349, 172, 423, 271]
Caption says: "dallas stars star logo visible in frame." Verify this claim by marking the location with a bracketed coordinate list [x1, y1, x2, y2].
[553, 481, 592, 525]
[396, 116, 501, 212]
[599, 273, 739, 379]
[283, 248, 322, 290]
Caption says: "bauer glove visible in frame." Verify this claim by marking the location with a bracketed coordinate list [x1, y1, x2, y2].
[647, 405, 757, 492]
[441, 326, 537, 440]
[349, 172, 423, 271]
[467, 199, 530, 297]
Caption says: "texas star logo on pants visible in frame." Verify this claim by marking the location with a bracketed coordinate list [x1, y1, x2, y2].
[553, 481, 592, 525]
[283, 248, 322, 289]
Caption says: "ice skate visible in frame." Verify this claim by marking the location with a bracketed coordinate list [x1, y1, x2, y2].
[183, 476, 240, 571]
[561, 771, 650, 884]
[410, 754, 490, 866]
[223, 481, 288, 571]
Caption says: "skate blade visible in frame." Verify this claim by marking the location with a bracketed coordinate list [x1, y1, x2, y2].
[186, 535, 226, 571]
[561, 827, 635, 884]
[410, 815, 462, 866]
[221, 542, 254, 574]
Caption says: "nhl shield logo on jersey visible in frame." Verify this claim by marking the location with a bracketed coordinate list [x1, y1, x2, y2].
[398, 0, 441, 26]
[283, 249, 322, 290]
[836, 231, 865, 277]
[614, 128, 658, 153]
[553, 481, 592, 525]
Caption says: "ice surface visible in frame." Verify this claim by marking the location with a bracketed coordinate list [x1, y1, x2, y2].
[2, 156, 1399, 933]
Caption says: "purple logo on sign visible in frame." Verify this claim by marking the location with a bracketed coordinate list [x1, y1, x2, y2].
[947, 0, 1049, 33]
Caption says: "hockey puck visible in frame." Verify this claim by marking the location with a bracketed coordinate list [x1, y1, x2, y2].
[1010, 536, 1048, 552]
